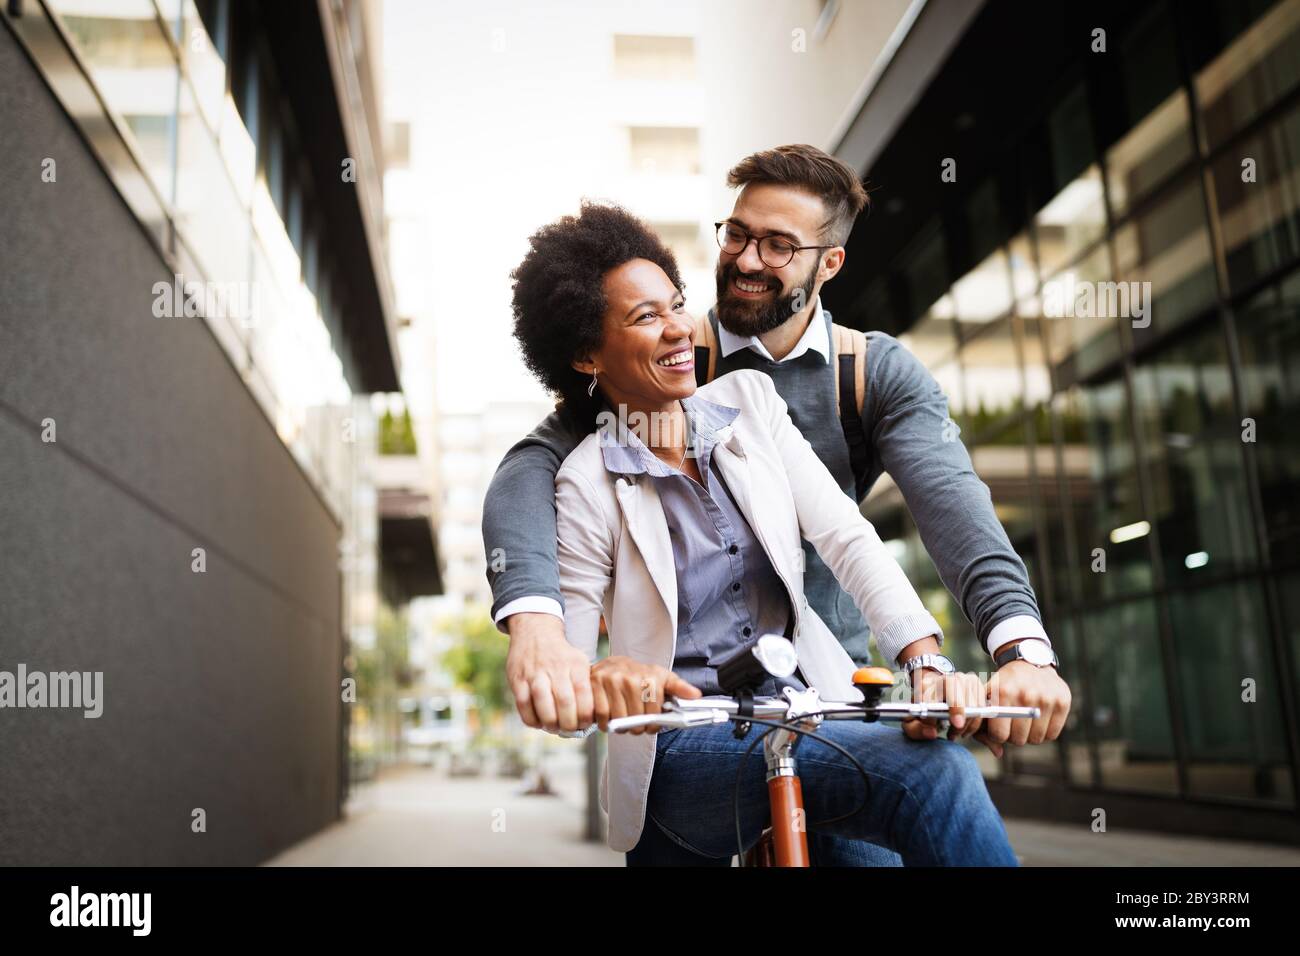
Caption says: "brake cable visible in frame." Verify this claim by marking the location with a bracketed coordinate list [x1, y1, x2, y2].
[728, 712, 875, 865]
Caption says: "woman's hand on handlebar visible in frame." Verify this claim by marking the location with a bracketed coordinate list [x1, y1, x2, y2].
[903, 669, 993, 752]
[590, 657, 703, 734]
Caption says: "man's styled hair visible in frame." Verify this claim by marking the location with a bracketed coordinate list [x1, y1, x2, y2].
[726, 144, 869, 246]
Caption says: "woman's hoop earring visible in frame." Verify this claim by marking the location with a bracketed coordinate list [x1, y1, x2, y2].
[587, 372, 598, 397]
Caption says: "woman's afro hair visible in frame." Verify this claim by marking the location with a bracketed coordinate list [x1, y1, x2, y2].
[510, 200, 685, 427]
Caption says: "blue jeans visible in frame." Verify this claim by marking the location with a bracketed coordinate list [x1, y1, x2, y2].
[624, 720, 1018, 866]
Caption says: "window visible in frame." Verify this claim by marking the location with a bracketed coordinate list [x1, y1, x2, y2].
[1235, 269, 1300, 562]
[1132, 322, 1258, 585]
[1195, 0, 1300, 152]
[1099, 3, 1189, 222]
[1167, 580, 1292, 802]
[900, 221, 951, 327]
[52, 0, 180, 202]
[627, 126, 700, 175]
[1057, 376, 1153, 602]
[1114, 172, 1217, 342]
[1209, 99, 1300, 294]
[612, 34, 695, 80]
[1034, 166, 1107, 281]
[651, 222, 709, 271]
[952, 248, 1012, 334]
[962, 317, 1024, 436]
[385, 120, 411, 170]
[1042, 243, 1119, 382]
[898, 295, 957, 370]
[1105, 91, 1195, 221]
[1081, 598, 1178, 794]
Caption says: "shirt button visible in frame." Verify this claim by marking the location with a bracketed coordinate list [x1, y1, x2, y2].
[732, 582, 741, 592]
[742, 626, 752, 637]
[728, 544, 738, 555]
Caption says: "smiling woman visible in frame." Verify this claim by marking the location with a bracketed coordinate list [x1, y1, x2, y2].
[509, 200, 688, 432]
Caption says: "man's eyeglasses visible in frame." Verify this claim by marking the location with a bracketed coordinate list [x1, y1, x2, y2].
[714, 221, 835, 269]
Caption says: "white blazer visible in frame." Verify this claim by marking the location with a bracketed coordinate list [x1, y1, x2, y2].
[555, 368, 943, 853]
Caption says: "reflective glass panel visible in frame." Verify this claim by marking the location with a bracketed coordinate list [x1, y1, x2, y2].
[1035, 165, 1107, 280]
[52, 0, 180, 203]
[1114, 174, 1217, 341]
[1195, 0, 1300, 152]
[1167, 581, 1292, 803]
[1210, 99, 1300, 295]
[1081, 599, 1178, 794]
[1131, 322, 1259, 586]
[1236, 269, 1300, 561]
[962, 317, 1023, 437]
[1057, 377, 1153, 601]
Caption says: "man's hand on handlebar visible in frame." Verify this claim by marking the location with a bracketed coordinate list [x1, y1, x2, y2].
[505, 612, 595, 734]
[982, 654, 1072, 753]
[590, 656, 703, 735]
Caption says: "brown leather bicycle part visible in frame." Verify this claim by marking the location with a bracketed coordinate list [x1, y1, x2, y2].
[768, 775, 811, 866]
[743, 828, 775, 867]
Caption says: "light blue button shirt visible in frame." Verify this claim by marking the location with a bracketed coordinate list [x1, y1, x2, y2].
[598, 396, 803, 697]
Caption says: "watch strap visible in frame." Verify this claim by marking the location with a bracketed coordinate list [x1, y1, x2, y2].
[994, 641, 1059, 669]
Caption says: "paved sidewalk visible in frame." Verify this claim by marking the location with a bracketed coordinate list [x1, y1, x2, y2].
[265, 750, 622, 867]
[1005, 818, 1300, 866]
[264, 751, 1300, 867]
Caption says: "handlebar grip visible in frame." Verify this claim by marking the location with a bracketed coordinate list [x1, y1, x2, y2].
[608, 710, 731, 733]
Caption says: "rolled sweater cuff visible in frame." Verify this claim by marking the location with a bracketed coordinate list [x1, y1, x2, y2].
[875, 612, 945, 668]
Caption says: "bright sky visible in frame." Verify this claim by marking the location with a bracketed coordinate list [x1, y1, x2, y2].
[382, 0, 688, 416]
[380, 0, 907, 418]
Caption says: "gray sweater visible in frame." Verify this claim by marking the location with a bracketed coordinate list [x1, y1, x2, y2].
[481, 305, 1045, 665]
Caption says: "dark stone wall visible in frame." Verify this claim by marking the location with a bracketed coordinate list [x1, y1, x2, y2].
[0, 25, 344, 865]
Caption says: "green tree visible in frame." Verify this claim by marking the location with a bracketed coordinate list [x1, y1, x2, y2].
[440, 609, 511, 722]
[379, 408, 418, 455]
[354, 602, 412, 764]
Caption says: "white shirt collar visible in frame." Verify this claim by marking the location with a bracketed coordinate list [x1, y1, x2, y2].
[716, 296, 831, 364]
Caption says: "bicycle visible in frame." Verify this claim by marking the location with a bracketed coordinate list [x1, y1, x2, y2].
[602, 634, 1041, 867]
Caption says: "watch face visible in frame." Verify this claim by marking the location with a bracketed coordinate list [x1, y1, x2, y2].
[1021, 641, 1052, 665]
[915, 655, 956, 676]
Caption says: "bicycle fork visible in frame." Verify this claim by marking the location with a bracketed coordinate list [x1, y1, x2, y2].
[753, 687, 827, 867]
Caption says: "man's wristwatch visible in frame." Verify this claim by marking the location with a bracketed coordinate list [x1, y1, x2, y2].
[901, 653, 955, 679]
[993, 639, 1059, 671]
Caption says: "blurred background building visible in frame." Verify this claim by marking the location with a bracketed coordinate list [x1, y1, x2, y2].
[823, 0, 1300, 844]
[0, 0, 441, 864]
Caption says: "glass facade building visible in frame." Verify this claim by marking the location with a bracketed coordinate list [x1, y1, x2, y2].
[827, 0, 1300, 841]
[7, 0, 399, 519]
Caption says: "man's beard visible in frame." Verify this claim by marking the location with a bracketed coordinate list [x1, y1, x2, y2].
[714, 260, 817, 338]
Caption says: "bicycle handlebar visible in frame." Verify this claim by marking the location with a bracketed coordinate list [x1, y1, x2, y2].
[600, 694, 1041, 734]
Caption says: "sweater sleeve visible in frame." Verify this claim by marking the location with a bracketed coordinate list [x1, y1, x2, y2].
[481, 407, 586, 631]
[862, 333, 1047, 657]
